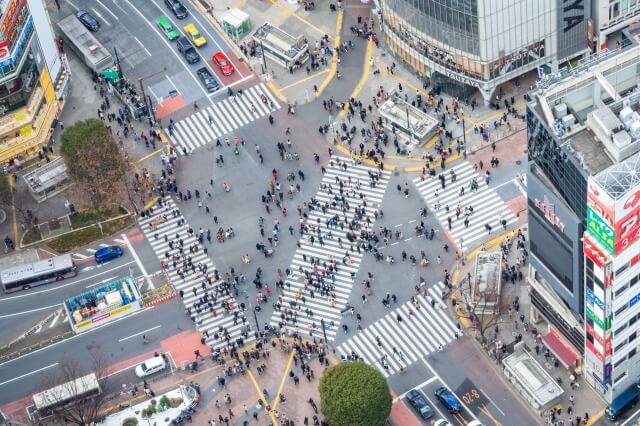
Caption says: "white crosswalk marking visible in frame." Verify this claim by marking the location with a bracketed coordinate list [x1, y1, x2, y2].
[336, 282, 458, 377]
[413, 162, 518, 252]
[166, 83, 281, 154]
[269, 157, 391, 341]
[138, 196, 254, 350]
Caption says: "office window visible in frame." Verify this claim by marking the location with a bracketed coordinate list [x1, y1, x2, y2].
[629, 348, 637, 359]
[615, 341, 627, 352]
[615, 323, 628, 336]
[614, 371, 627, 385]
[616, 303, 629, 317]
[629, 331, 637, 343]
[615, 283, 629, 298]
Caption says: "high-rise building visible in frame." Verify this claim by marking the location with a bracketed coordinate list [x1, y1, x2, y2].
[379, 0, 591, 104]
[592, 0, 640, 51]
[0, 0, 69, 168]
[526, 41, 640, 402]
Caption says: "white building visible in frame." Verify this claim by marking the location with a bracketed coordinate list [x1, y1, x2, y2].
[593, 0, 640, 50]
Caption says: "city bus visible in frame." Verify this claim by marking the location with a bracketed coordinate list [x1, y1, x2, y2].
[32, 373, 101, 418]
[1, 254, 78, 293]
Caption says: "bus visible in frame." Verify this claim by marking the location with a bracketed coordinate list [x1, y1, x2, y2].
[606, 383, 640, 421]
[1, 254, 78, 293]
[32, 373, 101, 418]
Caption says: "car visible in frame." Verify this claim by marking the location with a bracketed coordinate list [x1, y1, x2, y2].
[156, 16, 180, 41]
[435, 387, 462, 414]
[406, 390, 434, 420]
[177, 36, 200, 64]
[165, 0, 188, 19]
[197, 67, 220, 92]
[75, 10, 100, 31]
[183, 23, 206, 47]
[433, 420, 453, 426]
[94, 245, 124, 263]
[212, 51, 234, 76]
[135, 356, 167, 378]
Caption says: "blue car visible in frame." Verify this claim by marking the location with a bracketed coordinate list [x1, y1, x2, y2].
[435, 387, 461, 414]
[94, 245, 124, 263]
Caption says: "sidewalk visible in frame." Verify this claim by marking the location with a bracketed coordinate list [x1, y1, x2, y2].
[451, 228, 606, 426]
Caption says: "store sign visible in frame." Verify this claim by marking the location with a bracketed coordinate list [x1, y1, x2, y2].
[614, 202, 640, 254]
[629, 292, 640, 308]
[0, 0, 20, 40]
[586, 287, 604, 310]
[588, 182, 615, 225]
[75, 304, 133, 329]
[587, 208, 615, 253]
[586, 307, 604, 329]
[495, 41, 545, 77]
[586, 339, 604, 361]
[583, 234, 608, 269]
[444, 71, 481, 88]
[586, 322, 604, 344]
[616, 186, 640, 218]
[0, 15, 30, 68]
[533, 197, 565, 231]
[605, 363, 612, 384]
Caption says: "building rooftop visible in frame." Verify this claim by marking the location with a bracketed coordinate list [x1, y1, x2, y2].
[252, 22, 307, 59]
[530, 45, 640, 179]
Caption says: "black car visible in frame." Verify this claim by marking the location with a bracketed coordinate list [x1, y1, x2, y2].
[75, 10, 100, 31]
[197, 67, 220, 92]
[165, 0, 188, 19]
[177, 37, 200, 64]
[406, 390, 435, 420]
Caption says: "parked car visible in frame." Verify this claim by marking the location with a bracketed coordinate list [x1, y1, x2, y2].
[177, 36, 200, 64]
[183, 23, 206, 47]
[435, 386, 462, 414]
[94, 246, 123, 263]
[406, 390, 434, 420]
[135, 356, 167, 378]
[156, 16, 180, 41]
[75, 10, 100, 31]
[212, 51, 234, 76]
[197, 67, 220, 92]
[165, 0, 188, 19]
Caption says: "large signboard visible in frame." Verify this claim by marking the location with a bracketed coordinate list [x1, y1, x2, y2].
[587, 208, 614, 253]
[0, 0, 23, 44]
[64, 278, 142, 333]
[583, 233, 609, 269]
[556, 0, 590, 60]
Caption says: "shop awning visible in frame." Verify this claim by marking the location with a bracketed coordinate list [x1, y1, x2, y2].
[542, 328, 578, 368]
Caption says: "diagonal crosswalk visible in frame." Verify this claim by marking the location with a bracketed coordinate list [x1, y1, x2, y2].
[165, 83, 281, 154]
[413, 161, 518, 253]
[138, 196, 254, 350]
[269, 157, 391, 341]
[336, 282, 458, 377]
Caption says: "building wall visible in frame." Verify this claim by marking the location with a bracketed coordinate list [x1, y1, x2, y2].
[593, 0, 640, 50]
[27, 0, 60, 80]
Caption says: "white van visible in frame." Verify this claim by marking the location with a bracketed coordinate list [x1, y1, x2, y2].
[135, 356, 167, 378]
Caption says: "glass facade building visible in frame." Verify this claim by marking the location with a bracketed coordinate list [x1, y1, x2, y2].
[380, 0, 591, 103]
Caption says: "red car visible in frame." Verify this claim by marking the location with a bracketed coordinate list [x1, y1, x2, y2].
[212, 51, 234, 76]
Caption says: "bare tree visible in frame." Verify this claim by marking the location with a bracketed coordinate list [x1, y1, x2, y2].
[455, 274, 510, 347]
[37, 349, 112, 425]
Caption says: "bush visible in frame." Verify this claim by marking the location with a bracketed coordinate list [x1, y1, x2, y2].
[159, 396, 171, 410]
[122, 417, 138, 426]
[319, 362, 392, 426]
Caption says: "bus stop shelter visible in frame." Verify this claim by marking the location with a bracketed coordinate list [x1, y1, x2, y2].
[222, 9, 251, 41]
[378, 91, 439, 150]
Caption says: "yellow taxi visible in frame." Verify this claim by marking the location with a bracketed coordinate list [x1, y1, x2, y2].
[183, 23, 206, 47]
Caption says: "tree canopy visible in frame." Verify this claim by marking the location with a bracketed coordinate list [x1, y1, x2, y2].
[319, 361, 392, 426]
[60, 119, 129, 208]
[0, 172, 12, 206]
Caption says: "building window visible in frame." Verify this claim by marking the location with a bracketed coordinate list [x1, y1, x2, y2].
[614, 371, 627, 385]
[616, 303, 629, 317]
[629, 331, 637, 343]
[629, 348, 637, 359]
[615, 341, 627, 352]
[615, 323, 628, 336]
[615, 283, 629, 299]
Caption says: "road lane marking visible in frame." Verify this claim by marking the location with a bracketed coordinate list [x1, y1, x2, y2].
[95, 0, 118, 20]
[165, 75, 181, 96]
[393, 376, 439, 402]
[478, 387, 505, 416]
[122, 233, 154, 290]
[0, 261, 136, 301]
[0, 304, 62, 318]
[0, 363, 58, 387]
[134, 36, 152, 56]
[67, 0, 79, 10]
[121, 0, 213, 105]
[86, 276, 119, 289]
[118, 325, 162, 342]
[90, 8, 110, 26]
[421, 358, 481, 423]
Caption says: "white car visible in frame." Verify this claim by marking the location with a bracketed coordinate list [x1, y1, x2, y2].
[135, 356, 167, 378]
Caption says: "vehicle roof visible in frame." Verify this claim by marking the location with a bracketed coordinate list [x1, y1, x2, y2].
[610, 385, 640, 410]
[184, 23, 198, 31]
[214, 51, 226, 59]
[141, 356, 165, 368]
[156, 16, 172, 24]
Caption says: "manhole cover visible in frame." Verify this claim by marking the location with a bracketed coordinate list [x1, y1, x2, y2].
[515, 160, 522, 165]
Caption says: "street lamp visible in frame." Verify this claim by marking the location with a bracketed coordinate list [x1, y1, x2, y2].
[138, 67, 167, 125]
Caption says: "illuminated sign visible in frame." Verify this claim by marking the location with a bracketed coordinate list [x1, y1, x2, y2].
[586, 339, 604, 362]
[586, 307, 604, 329]
[444, 71, 481, 88]
[74, 304, 133, 329]
[583, 233, 608, 269]
[586, 287, 604, 310]
[587, 182, 615, 225]
[614, 202, 640, 254]
[587, 208, 614, 253]
[0, 0, 21, 41]
[533, 196, 565, 231]
[586, 322, 604, 344]
[0, 15, 31, 68]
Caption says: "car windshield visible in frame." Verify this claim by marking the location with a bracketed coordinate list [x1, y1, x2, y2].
[219, 59, 228, 66]
[192, 31, 201, 39]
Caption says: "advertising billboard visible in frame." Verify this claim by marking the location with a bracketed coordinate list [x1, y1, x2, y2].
[583, 232, 609, 269]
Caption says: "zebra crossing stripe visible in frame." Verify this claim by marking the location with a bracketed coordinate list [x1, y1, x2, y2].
[225, 97, 250, 126]
[138, 196, 253, 349]
[336, 283, 458, 377]
[259, 82, 281, 109]
[183, 115, 208, 148]
[201, 107, 223, 136]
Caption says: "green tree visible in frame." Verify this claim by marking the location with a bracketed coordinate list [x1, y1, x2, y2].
[60, 118, 129, 208]
[319, 361, 392, 426]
